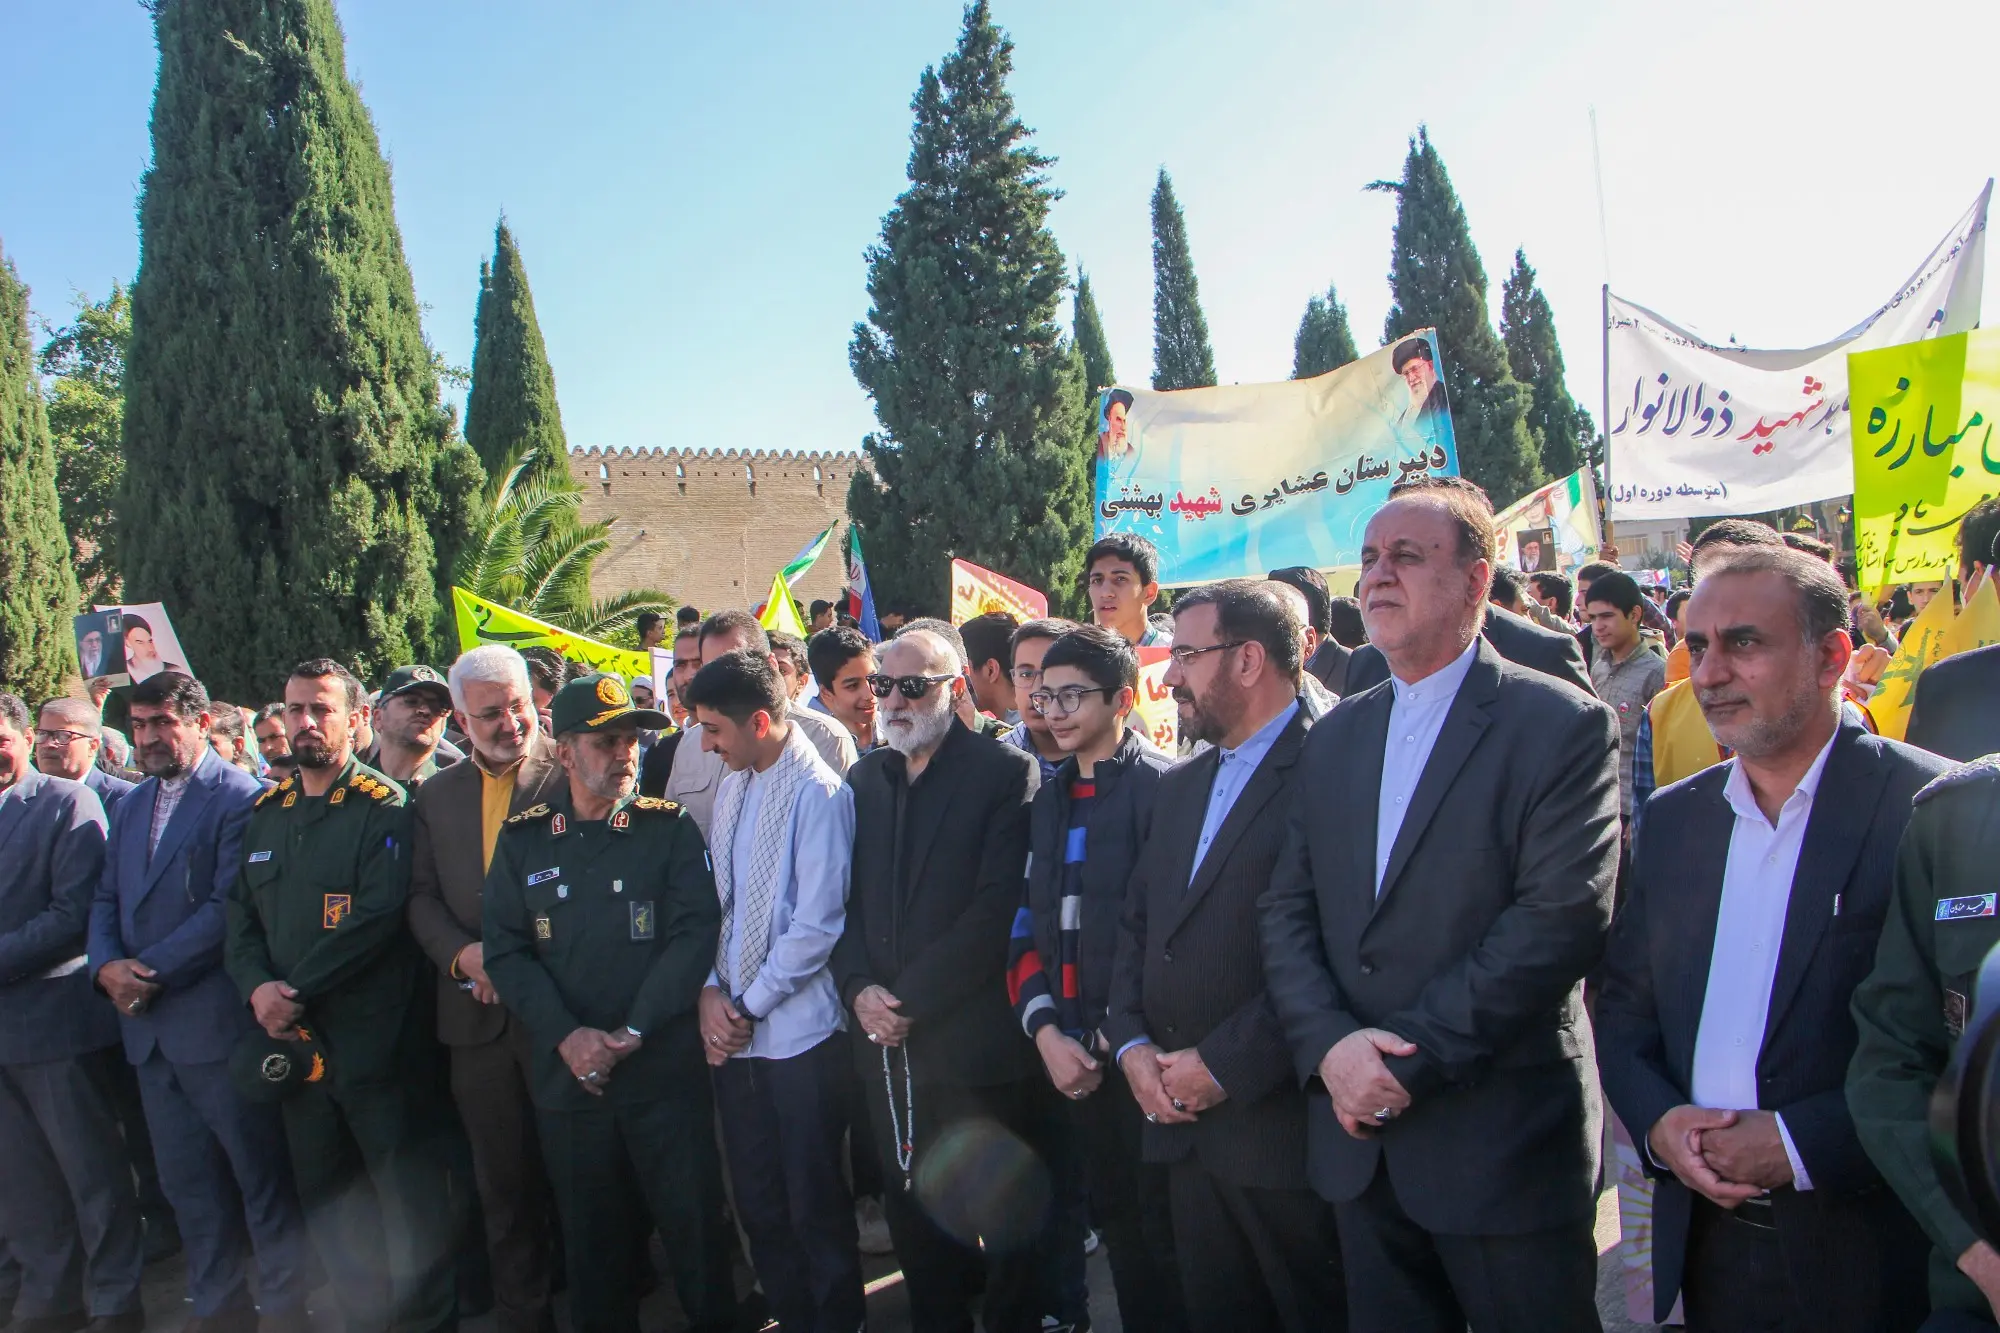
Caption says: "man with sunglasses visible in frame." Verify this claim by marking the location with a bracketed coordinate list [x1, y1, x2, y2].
[1008, 627, 1186, 1332]
[832, 627, 1058, 1332]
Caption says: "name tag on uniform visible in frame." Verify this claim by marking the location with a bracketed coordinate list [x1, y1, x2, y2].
[528, 867, 560, 886]
[248, 851, 272, 863]
[535, 915, 552, 941]
[1936, 894, 1997, 922]
[630, 901, 655, 941]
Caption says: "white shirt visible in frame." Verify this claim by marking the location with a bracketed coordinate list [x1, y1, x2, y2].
[1375, 637, 1479, 895]
[1687, 733, 1838, 1191]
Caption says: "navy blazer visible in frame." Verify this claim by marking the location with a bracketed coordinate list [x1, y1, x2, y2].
[87, 750, 263, 1066]
[1594, 718, 1946, 1326]
[0, 771, 118, 1064]
[84, 765, 137, 818]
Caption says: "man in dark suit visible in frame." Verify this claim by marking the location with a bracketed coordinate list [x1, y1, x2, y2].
[35, 699, 136, 818]
[87, 673, 310, 1333]
[1259, 477, 1620, 1333]
[1342, 600, 1592, 697]
[831, 626, 1056, 1333]
[407, 646, 566, 1333]
[1105, 580, 1345, 1332]
[0, 693, 146, 1333]
[1269, 566, 1351, 697]
[1595, 547, 1943, 1332]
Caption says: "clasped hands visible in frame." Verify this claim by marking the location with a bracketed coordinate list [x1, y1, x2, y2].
[1648, 1105, 1793, 1207]
[1319, 1028, 1419, 1139]
[559, 1026, 643, 1095]
[98, 959, 162, 1015]
[854, 985, 912, 1047]
[1118, 1042, 1225, 1123]
[699, 986, 754, 1067]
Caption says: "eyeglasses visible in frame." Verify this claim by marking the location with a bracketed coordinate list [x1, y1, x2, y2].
[866, 673, 958, 700]
[1167, 641, 1246, 668]
[34, 729, 91, 746]
[1028, 686, 1115, 717]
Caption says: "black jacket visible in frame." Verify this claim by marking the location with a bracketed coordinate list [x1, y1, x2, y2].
[1906, 642, 2000, 762]
[1258, 640, 1619, 1232]
[1018, 730, 1172, 1039]
[1105, 708, 1313, 1190]
[1596, 719, 1944, 1326]
[1345, 603, 1592, 698]
[833, 722, 1039, 1087]
[1305, 640, 1351, 697]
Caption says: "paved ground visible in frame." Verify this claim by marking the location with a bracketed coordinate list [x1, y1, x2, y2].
[131, 1187, 1652, 1332]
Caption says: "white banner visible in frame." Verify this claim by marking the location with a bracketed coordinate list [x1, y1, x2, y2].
[1606, 182, 1990, 521]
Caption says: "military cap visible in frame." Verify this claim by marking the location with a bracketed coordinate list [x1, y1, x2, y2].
[550, 671, 672, 736]
[378, 664, 452, 707]
[230, 1027, 330, 1104]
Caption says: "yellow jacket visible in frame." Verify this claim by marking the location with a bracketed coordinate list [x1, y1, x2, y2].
[1648, 678, 1722, 789]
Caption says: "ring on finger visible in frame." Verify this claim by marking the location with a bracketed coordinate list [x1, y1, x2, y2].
[1171, 1097, 1187, 1112]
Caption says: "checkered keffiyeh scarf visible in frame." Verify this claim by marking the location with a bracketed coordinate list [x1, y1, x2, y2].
[711, 722, 817, 996]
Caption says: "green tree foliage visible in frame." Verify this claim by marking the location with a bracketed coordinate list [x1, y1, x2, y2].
[454, 446, 672, 643]
[1500, 248, 1595, 480]
[1074, 269, 1116, 402]
[847, 1, 1090, 616]
[119, 0, 483, 701]
[1150, 169, 1216, 391]
[0, 248, 82, 697]
[1371, 127, 1543, 505]
[465, 218, 569, 479]
[1292, 283, 1359, 379]
[39, 285, 130, 603]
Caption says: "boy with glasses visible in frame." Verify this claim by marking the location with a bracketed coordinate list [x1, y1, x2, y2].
[1008, 626, 1187, 1332]
[1001, 619, 1081, 783]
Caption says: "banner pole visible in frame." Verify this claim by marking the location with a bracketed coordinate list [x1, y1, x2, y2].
[1601, 282, 1614, 549]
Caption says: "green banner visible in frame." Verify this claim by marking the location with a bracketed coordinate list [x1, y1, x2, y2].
[451, 588, 649, 679]
[1850, 329, 2000, 587]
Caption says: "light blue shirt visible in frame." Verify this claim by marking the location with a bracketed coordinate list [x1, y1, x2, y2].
[705, 747, 855, 1061]
[1189, 700, 1298, 887]
[1375, 637, 1479, 896]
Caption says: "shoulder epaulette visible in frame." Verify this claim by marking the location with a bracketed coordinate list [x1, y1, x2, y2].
[631, 796, 681, 814]
[345, 770, 400, 803]
[506, 803, 553, 826]
[1915, 755, 2000, 806]
[255, 774, 296, 807]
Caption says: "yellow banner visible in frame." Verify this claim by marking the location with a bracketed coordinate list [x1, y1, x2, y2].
[1849, 329, 2000, 587]
[950, 559, 1049, 626]
[1868, 583, 1960, 741]
[757, 571, 809, 640]
[451, 588, 649, 680]
[1131, 646, 1179, 752]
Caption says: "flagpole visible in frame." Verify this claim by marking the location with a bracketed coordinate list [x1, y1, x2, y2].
[1591, 106, 1616, 550]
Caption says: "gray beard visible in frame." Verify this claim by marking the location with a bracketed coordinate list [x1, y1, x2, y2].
[880, 696, 954, 757]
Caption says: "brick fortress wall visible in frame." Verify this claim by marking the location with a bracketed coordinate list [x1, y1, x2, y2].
[569, 447, 861, 620]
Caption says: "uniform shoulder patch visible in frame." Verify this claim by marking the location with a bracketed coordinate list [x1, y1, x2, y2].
[1915, 755, 2000, 806]
[506, 803, 554, 826]
[631, 796, 681, 814]
[255, 783, 282, 807]
[349, 766, 403, 803]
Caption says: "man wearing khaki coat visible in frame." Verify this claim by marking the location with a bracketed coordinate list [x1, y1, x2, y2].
[406, 647, 567, 1333]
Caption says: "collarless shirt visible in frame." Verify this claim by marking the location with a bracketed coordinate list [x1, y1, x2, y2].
[1688, 732, 1838, 1190]
[1190, 700, 1298, 887]
[150, 746, 210, 857]
[1375, 637, 1479, 895]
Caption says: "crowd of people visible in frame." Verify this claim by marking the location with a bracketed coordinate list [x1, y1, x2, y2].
[5, 476, 2000, 1333]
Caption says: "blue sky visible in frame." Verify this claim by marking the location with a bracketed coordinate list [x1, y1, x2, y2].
[6, 0, 1999, 461]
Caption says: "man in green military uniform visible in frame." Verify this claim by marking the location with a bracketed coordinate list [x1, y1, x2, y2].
[226, 659, 458, 1333]
[360, 665, 459, 787]
[483, 672, 735, 1333]
[1850, 754, 2000, 1328]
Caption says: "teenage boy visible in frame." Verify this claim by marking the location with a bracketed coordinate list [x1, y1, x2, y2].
[1001, 619, 1080, 784]
[1085, 536, 1169, 648]
[1008, 627, 1187, 1332]
[805, 628, 877, 755]
[1586, 570, 1667, 828]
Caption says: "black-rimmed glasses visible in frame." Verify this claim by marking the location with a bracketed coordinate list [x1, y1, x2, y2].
[1027, 686, 1115, 717]
[1166, 641, 1246, 668]
[866, 673, 958, 700]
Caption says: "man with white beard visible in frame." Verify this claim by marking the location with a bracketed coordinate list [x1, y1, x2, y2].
[831, 627, 1064, 1333]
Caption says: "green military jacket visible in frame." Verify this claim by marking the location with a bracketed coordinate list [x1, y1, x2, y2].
[225, 757, 422, 1087]
[1849, 756, 2000, 1314]
[481, 785, 719, 1112]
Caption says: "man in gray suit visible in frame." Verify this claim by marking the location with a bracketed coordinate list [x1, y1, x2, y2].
[35, 699, 136, 818]
[0, 693, 145, 1333]
[88, 673, 310, 1333]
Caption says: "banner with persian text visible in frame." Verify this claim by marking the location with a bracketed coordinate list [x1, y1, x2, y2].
[1606, 182, 1989, 521]
[1492, 467, 1602, 576]
[1131, 646, 1178, 753]
[1094, 330, 1459, 584]
[1848, 328, 2000, 587]
[451, 588, 650, 680]
[950, 559, 1049, 625]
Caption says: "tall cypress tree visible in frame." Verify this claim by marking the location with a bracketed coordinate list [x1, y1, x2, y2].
[1500, 248, 1594, 480]
[1150, 169, 1216, 390]
[1371, 128, 1543, 504]
[120, 0, 482, 700]
[1292, 283, 1359, 378]
[848, 1, 1089, 616]
[465, 218, 569, 479]
[0, 247, 82, 697]
[1074, 269, 1116, 401]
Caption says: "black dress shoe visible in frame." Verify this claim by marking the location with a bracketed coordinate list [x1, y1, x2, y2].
[13, 1313, 88, 1333]
[83, 1311, 145, 1333]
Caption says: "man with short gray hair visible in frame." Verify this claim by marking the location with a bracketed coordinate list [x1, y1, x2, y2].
[406, 646, 565, 1333]
[36, 697, 135, 817]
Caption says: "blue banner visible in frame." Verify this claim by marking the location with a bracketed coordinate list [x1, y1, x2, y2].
[1094, 330, 1459, 583]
